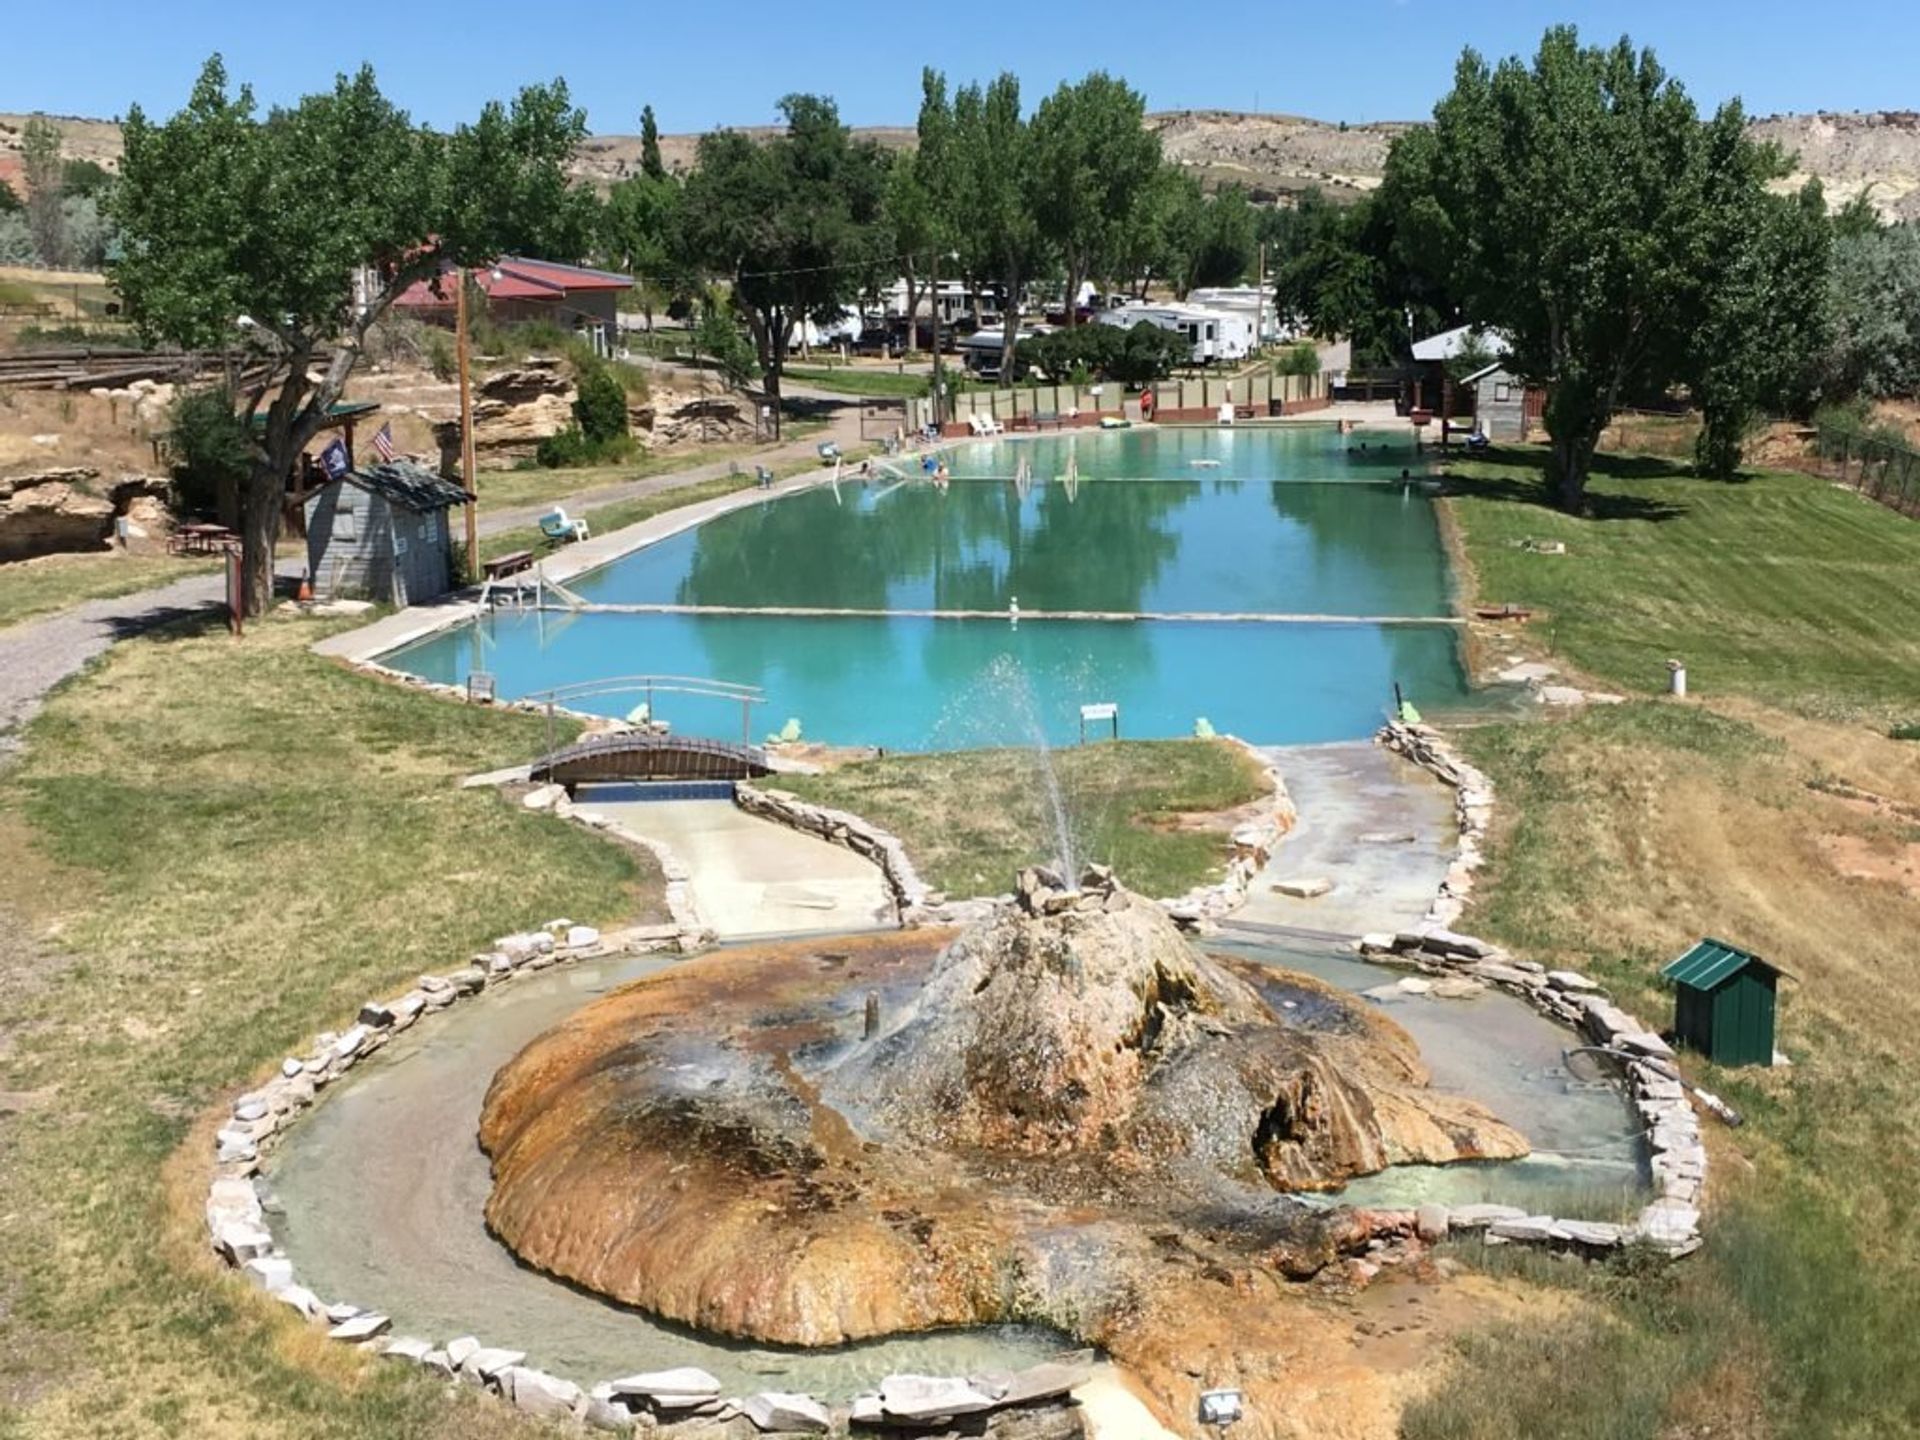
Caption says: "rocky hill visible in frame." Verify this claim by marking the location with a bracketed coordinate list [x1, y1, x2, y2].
[6, 106, 1919, 220]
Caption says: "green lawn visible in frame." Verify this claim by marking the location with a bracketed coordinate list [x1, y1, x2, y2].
[472, 437, 793, 517]
[1446, 448, 1920, 719]
[0, 615, 660, 1439]
[784, 365, 931, 399]
[0, 552, 221, 630]
[777, 739, 1270, 899]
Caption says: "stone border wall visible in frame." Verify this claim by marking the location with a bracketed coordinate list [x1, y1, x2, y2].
[200, 916, 1089, 1435]
[1369, 721, 1705, 1257]
[738, 737, 1296, 933]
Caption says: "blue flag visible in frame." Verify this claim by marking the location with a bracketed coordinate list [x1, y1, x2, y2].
[320, 438, 350, 480]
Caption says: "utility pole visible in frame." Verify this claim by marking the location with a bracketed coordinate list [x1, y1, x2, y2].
[1256, 242, 1268, 351]
[456, 266, 479, 579]
[929, 248, 944, 433]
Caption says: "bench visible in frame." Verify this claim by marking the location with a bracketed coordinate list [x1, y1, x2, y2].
[483, 549, 534, 581]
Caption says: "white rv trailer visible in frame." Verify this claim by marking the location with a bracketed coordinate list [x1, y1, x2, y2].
[1185, 286, 1291, 346]
[1096, 302, 1254, 364]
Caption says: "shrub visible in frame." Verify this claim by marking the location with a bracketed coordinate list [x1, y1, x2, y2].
[1276, 342, 1323, 379]
[571, 361, 630, 446]
[164, 387, 253, 522]
[424, 329, 456, 382]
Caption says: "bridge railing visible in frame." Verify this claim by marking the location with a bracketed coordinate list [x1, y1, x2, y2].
[522, 674, 767, 753]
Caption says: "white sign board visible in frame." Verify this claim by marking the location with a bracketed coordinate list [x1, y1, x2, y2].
[1080, 703, 1118, 723]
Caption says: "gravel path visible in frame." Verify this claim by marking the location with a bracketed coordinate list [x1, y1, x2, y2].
[0, 570, 232, 754]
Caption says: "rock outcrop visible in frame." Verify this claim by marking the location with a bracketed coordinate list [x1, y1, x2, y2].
[0, 468, 172, 562]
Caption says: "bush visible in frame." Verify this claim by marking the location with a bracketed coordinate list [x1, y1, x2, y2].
[1017, 322, 1187, 386]
[424, 329, 456, 382]
[164, 387, 253, 522]
[1276, 342, 1322, 378]
[572, 361, 630, 445]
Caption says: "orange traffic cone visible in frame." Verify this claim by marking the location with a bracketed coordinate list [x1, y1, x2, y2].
[296, 571, 313, 603]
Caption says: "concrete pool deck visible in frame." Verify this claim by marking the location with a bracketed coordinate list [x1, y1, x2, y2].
[579, 792, 895, 939]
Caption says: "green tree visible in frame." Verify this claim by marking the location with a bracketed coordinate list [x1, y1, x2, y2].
[954, 74, 1044, 375]
[692, 291, 759, 390]
[22, 115, 64, 265]
[164, 385, 253, 525]
[640, 103, 666, 180]
[111, 56, 593, 613]
[885, 69, 960, 357]
[1812, 221, 1920, 403]
[601, 169, 681, 330]
[676, 94, 889, 437]
[1688, 166, 1831, 478]
[1389, 27, 1822, 509]
[60, 157, 114, 199]
[1028, 72, 1160, 325]
[1184, 183, 1258, 291]
[0, 178, 22, 215]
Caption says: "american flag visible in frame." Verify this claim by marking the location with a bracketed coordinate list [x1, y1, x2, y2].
[371, 422, 396, 463]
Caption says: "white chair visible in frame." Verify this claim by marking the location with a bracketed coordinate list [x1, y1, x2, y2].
[539, 508, 589, 544]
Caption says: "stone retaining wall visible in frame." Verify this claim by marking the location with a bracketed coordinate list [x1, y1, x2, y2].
[200, 916, 1088, 1435]
[738, 736, 1296, 933]
[1368, 721, 1706, 1258]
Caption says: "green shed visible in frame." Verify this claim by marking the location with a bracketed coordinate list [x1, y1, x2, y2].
[1661, 938, 1786, 1067]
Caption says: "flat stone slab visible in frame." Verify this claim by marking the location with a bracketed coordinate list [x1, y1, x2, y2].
[743, 1391, 831, 1433]
[327, 1313, 390, 1342]
[1271, 876, 1334, 899]
[608, 1366, 722, 1403]
[880, 1374, 999, 1420]
[509, 1367, 585, 1418]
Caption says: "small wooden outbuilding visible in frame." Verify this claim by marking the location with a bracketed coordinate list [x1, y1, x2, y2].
[304, 461, 469, 607]
[1661, 938, 1786, 1067]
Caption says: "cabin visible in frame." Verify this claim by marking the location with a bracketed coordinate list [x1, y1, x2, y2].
[1097, 303, 1254, 364]
[1407, 324, 1512, 433]
[393, 257, 634, 355]
[304, 461, 470, 607]
[1661, 938, 1787, 1068]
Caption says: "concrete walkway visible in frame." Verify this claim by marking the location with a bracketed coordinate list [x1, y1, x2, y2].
[1233, 741, 1456, 939]
[582, 794, 893, 939]
[477, 390, 869, 537]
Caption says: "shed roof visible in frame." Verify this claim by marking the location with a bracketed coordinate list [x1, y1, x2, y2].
[1411, 325, 1511, 363]
[1662, 937, 1791, 991]
[339, 461, 470, 513]
[393, 256, 634, 311]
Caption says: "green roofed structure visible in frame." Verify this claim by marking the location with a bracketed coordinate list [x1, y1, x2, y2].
[1661, 938, 1787, 1068]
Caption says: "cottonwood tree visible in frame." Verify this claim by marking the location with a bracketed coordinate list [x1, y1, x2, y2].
[22, 116, 65, 264]
[602, 153, 682, 331]
[676, 94, 889, 437]
[112, 56, 593, 614]
[953, 74, 1044, 375]
[1028, 72, 1160, 324]
[884, 69, 959, 356]
[640, 104, 666, 180]
[1390, 27, 1823, 509]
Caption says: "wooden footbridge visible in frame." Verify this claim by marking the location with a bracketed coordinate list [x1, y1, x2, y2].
[530, 731, 773, 789]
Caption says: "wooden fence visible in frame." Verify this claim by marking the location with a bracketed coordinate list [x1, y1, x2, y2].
[908, 368, 1329, 434]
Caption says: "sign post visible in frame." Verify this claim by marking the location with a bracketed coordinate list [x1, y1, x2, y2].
[224, 546, 244, 637]
[1078, 702, 1118, 744]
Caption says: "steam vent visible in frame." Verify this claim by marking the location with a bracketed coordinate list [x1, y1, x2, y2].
[479, 867, 1525, 1356]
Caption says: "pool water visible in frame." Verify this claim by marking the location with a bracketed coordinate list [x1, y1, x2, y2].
[385, 427, 1485, 749]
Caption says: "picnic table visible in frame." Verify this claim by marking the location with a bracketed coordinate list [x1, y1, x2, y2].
[170, 523, 240, 556]
[483, 550, 534, 581]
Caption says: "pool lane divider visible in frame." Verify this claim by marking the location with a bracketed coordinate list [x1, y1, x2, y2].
[531, 602, 1469, 626]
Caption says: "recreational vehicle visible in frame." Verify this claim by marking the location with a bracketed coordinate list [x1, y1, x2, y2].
[1097, 303, 1254, 365]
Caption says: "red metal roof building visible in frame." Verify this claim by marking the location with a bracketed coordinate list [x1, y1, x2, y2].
[394, 257, 633, 348]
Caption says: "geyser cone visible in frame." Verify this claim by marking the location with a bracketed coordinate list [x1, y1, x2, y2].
[478, 872, 1526, 1348]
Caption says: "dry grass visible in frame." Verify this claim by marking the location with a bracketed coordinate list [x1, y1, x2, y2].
[0, 551, 217, 630]
[0, 613, 663, 1438]
[778, 739, 1271, 899]
[0, 387, 163, 473]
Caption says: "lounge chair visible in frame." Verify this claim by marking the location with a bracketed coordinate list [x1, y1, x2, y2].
[817, 441, 841, 464]
[967, 413, 1004, 437]
[538, 509, 589, 544]
[755, 465, 775, 489]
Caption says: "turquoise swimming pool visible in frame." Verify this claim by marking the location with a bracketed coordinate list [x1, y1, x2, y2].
[383, 427, 1483, 748]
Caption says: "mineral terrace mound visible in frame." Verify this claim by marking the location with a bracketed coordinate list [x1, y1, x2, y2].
[478, 870, 1525, 1349]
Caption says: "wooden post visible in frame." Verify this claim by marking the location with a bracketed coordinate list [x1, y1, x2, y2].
[456, 270, 480, 581]
[929, 249, 943, 432]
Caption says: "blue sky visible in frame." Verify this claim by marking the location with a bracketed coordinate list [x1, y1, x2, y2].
[9, 0, 1917, 133]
